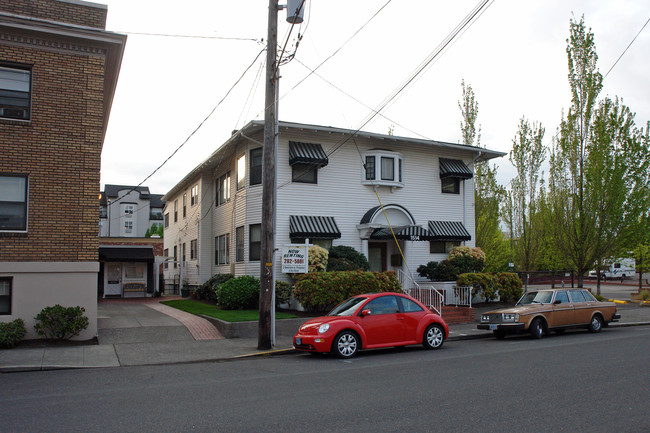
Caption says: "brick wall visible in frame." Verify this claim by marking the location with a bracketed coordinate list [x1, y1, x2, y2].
[0, 34, 106, 261]
[0, 0, 107, 29]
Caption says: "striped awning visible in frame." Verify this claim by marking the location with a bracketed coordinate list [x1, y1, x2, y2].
[428, 221, 471, 241]
[289, 141, 329, 167]
[289, 215, 341, 239]
[439, 158, 473, 179]
[371, 225, 435, 241]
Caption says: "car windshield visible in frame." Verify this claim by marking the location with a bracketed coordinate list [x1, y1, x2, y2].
[517, 291, 553, 305]
[328, 297, 367, 316]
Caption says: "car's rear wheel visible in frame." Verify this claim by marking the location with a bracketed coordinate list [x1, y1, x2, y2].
[423, 324, 445, 349]
[332, 331, 359, 358]
[588, 314, 603, 333]
[530, 318, 544, 339]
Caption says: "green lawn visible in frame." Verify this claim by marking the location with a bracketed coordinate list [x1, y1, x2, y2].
[160, 300, 297, 322]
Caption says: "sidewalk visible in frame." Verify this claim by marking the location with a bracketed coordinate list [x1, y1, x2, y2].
[2, 296, 649, 373]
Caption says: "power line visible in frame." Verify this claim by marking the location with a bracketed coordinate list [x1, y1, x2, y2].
[603, 17, 649, 79]
[116, 30, 260, 42]
[108, 47, 266, 206]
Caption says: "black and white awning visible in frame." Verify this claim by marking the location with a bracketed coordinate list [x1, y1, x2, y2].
[428, 220, 471, 241]
[371, 225, 435, 241]
[439, 158, 473, 179]
[289, 215, 341, 239]
[289, 141, 329, 167]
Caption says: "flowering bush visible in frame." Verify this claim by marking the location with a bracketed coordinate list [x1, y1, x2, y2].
[308, 245, 329, 272]
[0, 318, 27, 348]
[293, 270, 401, 311]
[34, 305, 89, 340]
[327, 246, 369, 271]
[418, 246, 486, 281]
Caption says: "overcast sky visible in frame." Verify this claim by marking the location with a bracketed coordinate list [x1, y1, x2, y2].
[99, 0, 650, 195]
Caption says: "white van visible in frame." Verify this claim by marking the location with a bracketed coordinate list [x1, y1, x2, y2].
[589, 259, 635, 280]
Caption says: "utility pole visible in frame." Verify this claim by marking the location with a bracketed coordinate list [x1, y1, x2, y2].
[258, 0, 279, 350]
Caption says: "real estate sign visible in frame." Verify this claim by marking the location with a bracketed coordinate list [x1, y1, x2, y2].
[282, 244, 308, 273]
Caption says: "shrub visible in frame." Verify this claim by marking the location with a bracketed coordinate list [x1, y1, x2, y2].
[195, 273, 233, 301]
[275, 281, 293, 307]
[456, 273, 499, 302]
[418, 246, 486, 282]
[308, 245, 329, 272]
[327, 246, 369, 271]
[216, 275, 260, 310]
[0, 319, 27, 348]
[641, 290, 650, 301]
[34, 305, 89, 340]
[293, 270, 401, 311]
[494, 272, 523, 302]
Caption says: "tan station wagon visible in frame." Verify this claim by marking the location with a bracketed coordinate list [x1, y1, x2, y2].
[478, 288, 620, 339]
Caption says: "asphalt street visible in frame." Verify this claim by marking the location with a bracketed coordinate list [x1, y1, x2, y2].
[1, 325, 648, 433]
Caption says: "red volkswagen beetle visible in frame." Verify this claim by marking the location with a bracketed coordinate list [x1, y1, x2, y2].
[293, 292, 449, 358]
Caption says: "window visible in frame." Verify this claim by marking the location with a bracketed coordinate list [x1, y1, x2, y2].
[124, 221, 133, 233]
[292, 163, 317, 184]
[150, 207, 162, 220]
[190, 185, 199, 206]
[124, 264, 145, 279]
[217, 172, 231, 205]
[237, 154, 246, 190]
[442, 177, 460, 194]
[554, 291, 569, 304]
[0, 174, 28, 232]
[174, 200, 178, 222]
[249, 224, 261, 261]
[190, 239, 197, 260]
[429, 241, 460, 254]
[236, 226, 245, 262]
[182, 193, 187, 218]
[361, 151, 403, 188]
[0, 277, 11, 314]
[163, 248, 169, 269]
[364, 156, 376, 180]
[164, 213, 169, 228]
[0, 65, 31, 120]
[381, 157, 394, 180]
[99, 206, 107, 219]
[124, 204, 134, 215]
[569, 290, 586, 303]
[173, 246, 177, 268]
[250, 148, 263, 186]
[216, 234, 230, 265]
[182, 243, 186, 262]
[291, 238, 332, 250]
[364, 296, 399, 315]
[398, 297, 424, 313]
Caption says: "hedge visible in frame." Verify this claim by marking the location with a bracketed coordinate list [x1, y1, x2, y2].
[456, 272, 522, 302]
[0, 319, 27, 348]
[216, 275, 260, 310]
[293, 270, 401, 311]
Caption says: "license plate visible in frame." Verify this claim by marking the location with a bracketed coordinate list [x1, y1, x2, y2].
[295, 338, 301, 345]
[489, 324, 497, 330]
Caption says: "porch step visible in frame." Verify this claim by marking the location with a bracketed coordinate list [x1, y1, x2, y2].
[441, 306, 475, 325]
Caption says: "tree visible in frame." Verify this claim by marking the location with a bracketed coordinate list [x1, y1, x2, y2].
[508, 118, 546, 275]
[549, 18, 649, 290]
[459, 80, 510, 271]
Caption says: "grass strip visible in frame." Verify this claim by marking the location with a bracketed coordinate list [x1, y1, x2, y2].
[161, 300, 296, 322]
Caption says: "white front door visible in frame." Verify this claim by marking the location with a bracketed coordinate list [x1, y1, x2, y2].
[105, 263, 122, 296]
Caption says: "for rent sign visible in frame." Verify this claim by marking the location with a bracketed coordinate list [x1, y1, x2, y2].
[282, 245, 309, 273]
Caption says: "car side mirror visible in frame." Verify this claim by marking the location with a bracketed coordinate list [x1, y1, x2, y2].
[361, 309, 371, 317]
[553, 300, 561, 305]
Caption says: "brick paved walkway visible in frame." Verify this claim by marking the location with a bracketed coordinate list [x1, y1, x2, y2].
[100, 296, 223, 341]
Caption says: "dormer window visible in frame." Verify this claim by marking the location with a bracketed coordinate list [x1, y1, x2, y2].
[362, 150, 403, 188]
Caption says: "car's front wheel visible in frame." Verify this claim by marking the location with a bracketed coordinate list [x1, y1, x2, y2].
[423, 324, 445, 349]
[588, 314, 603, 333]
[530, 318, 544, 339]
[332, 331, 359, 359]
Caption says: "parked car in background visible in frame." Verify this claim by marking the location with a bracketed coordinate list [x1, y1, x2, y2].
[478, 288, 620, 339]
[293, 292, 449, 358]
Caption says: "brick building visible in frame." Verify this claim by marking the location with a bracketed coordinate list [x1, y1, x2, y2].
[0, 0, 126, 339]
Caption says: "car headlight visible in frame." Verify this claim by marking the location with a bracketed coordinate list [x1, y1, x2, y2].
[318, 324, 330, 334]
[481, 315, 490, 322]
[502, 313, 519, 322]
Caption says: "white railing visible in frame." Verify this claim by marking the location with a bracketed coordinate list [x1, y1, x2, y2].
[447, 286, 473, 307]
[398, 269, 443, 316]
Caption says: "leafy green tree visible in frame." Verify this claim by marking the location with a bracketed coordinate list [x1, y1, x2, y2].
[549, 18, 649, 290]
[459, 80, 510, 271]
[508, 118, 546, 274]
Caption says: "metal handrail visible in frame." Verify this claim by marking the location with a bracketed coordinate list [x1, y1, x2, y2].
[449, 286, 472, 307]
[398, 269, 443, 315]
